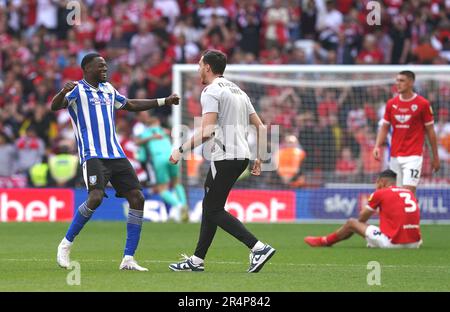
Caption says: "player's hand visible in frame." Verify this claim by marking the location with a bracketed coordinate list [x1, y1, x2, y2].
[62, 81, 77, 94]
[165, 93, 180, 106]
[169, 148, 182, 164]
[432, 158, 440, 173]
[372, 147, 381, 161]
[251, 158, 261, 176]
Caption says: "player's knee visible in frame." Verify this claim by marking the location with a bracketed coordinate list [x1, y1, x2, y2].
[201, 201, 211, 217]
[346, 218, 358, 228]
[127, 190, 145, 210]
[202, 200, 224, 220]
[135, 191, 145, 209]
[88, 190, 104, 209]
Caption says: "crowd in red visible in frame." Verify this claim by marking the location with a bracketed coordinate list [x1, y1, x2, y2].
[0, 0, 449, 185]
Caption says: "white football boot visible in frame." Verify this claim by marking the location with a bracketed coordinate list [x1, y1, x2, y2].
[119, 255, 148, 271]
[57, 237, 72, 269]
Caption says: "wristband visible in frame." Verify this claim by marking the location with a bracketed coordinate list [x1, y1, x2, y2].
[157, 98, 166, 106]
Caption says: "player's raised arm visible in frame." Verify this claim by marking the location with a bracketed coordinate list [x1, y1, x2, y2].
[122, 94, 180, 112]
[50, 81, 77, 111]
[425, 124, 440, 173]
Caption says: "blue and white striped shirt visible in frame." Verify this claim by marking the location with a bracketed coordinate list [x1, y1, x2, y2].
[65, 79, 127, 163]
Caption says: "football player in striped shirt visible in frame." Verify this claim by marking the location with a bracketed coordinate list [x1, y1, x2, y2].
[51, 53, 180, 271]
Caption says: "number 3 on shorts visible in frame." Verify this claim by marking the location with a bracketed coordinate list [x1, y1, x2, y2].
[399, 192, 417, 213]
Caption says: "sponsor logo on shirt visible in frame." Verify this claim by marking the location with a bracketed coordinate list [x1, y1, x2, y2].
[403, 224, 420, 229]
[88, 95, 112, 105]
[394, 114, 412, 123]
[89, 98, 102, 105]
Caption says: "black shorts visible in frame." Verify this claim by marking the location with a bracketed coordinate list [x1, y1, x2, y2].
[82, 158, 141, 198]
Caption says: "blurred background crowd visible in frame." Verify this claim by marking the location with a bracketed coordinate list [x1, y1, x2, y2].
[0, 0, 450, 188]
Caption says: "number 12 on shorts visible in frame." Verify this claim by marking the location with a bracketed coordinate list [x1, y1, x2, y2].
[410, 169, 419, 179]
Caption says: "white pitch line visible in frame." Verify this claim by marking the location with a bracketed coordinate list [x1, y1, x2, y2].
[0, 258, 449, 269]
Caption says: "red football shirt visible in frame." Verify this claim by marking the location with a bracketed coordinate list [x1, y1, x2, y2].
[367, 186, 421, 244]
[383, 94, 434, 157]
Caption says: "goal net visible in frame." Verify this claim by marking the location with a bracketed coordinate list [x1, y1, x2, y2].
[172, 65, 450, 223]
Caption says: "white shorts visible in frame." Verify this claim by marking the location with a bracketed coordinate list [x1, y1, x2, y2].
[389, 156, 423, 187]
[365, 225, 422, 249]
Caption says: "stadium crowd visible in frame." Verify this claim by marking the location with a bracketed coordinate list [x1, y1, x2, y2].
[1, 0, 450, 188]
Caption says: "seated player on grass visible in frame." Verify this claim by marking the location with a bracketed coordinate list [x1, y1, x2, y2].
[304, 169, 422, 249]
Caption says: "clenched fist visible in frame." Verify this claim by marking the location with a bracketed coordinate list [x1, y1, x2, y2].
[62, 81, 77, 94]
[164, 93, 180, 105]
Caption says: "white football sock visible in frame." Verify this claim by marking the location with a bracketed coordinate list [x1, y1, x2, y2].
[62, 237, 73, 246]
[191, 255, 204, 265]
[251, 241, 265, 252]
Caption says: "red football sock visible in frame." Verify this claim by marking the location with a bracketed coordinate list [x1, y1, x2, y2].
[325, 233, 339, 246]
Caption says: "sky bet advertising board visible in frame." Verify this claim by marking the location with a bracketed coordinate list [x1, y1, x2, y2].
[0, 188, 449, 222]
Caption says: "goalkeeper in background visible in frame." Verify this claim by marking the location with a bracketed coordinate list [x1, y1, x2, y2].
[136, 113, 187, 222]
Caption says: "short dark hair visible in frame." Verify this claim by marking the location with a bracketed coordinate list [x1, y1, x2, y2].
[398, 70, 415, 81]
[81, 52, 101, 70]
[202, 50, 227, 75]
[378, 169, 397, 180]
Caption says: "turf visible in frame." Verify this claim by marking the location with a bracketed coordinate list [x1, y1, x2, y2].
[0, 222, 449, 292]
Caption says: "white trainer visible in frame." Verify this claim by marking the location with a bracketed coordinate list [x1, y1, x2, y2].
[119, 255, 148, 271]
[57, 237, 72, 269]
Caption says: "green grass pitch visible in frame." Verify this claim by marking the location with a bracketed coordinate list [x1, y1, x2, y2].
[0, 222, 449, 291]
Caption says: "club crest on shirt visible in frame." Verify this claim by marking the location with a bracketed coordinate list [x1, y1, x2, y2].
[394, 114, 411, 123]
[104, 96, 111, 105]
[89, 175, 97, 185]
[411, 104, 418, 111]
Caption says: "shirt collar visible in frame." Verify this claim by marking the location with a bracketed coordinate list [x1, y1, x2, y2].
[81, 79, 102, 92]
[211, 76, 224, 84]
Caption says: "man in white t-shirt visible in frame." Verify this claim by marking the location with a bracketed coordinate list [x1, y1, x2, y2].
[168, 50, 276, 273]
